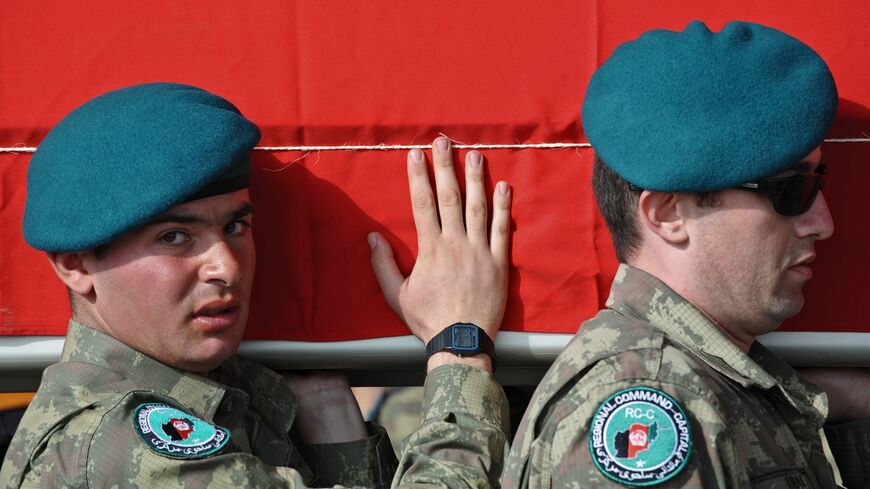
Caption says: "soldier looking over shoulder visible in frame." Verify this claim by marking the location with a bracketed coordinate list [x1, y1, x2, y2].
[502, 21, 870, 488]
[0, 84, 512, 488]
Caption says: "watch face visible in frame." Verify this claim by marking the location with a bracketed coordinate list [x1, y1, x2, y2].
[451, 324, 479, 351]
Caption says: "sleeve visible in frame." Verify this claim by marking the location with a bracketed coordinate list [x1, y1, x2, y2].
[81, 375, 503, 489]
[300, 421, 398, 488]
[824, 418, 870, 488]
[391, 364, 510, 489]
[517, 374, 747, 489]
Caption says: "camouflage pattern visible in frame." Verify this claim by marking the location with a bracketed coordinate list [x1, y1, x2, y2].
[375, 387, 424, 456]
[392, 364, 510, 488]
[0, 321, 399, 488]
[503, 264, 863, 488]
[823, 419, 870, 488]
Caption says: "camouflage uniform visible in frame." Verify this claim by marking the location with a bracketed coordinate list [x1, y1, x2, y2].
[503, 264, 870, 488]
[0, 321, 509, 488]
[392, 364, 510, 488]
[373, 387, 424, 456]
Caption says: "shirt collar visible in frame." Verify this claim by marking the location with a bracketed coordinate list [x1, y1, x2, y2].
[62, 320, 227, 419]
[748, 341, 829, 421]
[606, 264, 827, 420]
[208, 355, 297, 433]
[61, 320, 297, 430]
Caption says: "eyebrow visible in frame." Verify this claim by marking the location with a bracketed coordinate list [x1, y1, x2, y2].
[230, 203, 255, 220]
[148, 202, 254, 226]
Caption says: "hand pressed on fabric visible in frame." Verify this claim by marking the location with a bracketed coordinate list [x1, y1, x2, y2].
[368, 137, 512, 374]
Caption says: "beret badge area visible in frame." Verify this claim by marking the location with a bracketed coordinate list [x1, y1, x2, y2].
[589, 387, 692, 486]
[133, 403, 230, 459]
[23, 82, 259, 252]
[581, 20, 837, 192]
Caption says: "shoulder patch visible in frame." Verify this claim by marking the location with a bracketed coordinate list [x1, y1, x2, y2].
[588, 387, 691, 486]
[133, 403, 230, 459]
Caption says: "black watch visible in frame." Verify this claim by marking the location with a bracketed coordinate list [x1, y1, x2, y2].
[425, 323, 495, 361]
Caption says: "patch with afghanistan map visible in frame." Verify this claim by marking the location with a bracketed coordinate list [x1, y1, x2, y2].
[588, 387, 692, 486]
[133, 403, 230, 459]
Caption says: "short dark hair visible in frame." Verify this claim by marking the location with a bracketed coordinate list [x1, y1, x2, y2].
[592, 156, 720, 262]
[93, 244, 109, 261]
[592, 156, 642, 262]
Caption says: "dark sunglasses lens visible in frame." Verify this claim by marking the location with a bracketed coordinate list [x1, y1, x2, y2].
[772, 174, 824, 216]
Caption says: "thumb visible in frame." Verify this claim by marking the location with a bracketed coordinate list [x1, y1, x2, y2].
[368, 232, 406, 319]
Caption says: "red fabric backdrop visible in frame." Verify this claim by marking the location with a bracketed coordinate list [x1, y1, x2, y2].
[1, 1, 868, 340]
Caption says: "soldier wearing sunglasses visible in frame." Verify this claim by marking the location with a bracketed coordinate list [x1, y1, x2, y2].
[502, 21, 870, 488]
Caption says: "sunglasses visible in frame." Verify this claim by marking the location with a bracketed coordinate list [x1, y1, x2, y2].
[735, 164, 826, 216]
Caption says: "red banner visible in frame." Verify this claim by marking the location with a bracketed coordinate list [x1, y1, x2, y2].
[1, 1, 868, 340]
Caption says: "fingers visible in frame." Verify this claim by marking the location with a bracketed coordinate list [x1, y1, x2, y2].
[368, 232, 406, 320]
[431, 137, 465, 237]
[490, 181, 512, 263]
[465, 151, 488, 245]
[407, 148, 440, 243]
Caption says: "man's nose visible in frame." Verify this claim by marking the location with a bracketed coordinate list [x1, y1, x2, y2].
[199, 239, 243, 286]
[796, 191, 834, 241]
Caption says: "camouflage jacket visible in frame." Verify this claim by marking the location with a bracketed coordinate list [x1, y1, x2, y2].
[0, 321, 401, 488]
[392, 363, 510, 488]
[0, 321, 511, 489]
[503, 264, 869, 488]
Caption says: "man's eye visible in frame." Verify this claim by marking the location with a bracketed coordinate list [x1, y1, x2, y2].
[224, 220, 251, 236]
[158, 231, 189, 245]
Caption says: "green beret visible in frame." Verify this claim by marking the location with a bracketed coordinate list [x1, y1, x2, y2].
[581, 21, 838, 192]
[24, 83, 260, 252]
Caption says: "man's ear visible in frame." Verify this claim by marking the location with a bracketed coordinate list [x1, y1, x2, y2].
[47, 251, 94, 295]
[637, 191, 689, 245]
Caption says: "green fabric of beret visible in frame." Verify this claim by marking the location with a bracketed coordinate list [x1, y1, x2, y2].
[24, 82, 260, 252]
[581, 20, 838, 192]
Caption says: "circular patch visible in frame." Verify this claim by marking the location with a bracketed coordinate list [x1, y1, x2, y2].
[588, 387, 692, 486]
[133, 403, 230, 459]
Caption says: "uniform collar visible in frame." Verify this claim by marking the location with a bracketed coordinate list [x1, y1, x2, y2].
[606, 265, 827, 420]
[62, 320, 297, 431]
[61, 321, 235, 421]
[748, 341, 829, 421]
[208, 355, 297, 433]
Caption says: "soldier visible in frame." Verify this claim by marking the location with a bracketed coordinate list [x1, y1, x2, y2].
[502, 21, 870, 488]
[0, 83, 512, 488]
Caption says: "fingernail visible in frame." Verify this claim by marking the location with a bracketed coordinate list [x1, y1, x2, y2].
[469, 151, 482, 167]
[435, 137, 449, 152]
[498, 181, 509, 195]
[410, 149, 423, 163]
[367, 233, 377, 249]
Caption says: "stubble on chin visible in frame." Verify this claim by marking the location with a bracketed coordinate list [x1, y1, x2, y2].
[744, 270, 804, 336]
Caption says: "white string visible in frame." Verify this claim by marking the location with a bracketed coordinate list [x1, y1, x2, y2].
[254, 142, 591, 151]
[2, 137, 869, 154]
[824, 138, 870, 143]
[0, 146, 36, 153]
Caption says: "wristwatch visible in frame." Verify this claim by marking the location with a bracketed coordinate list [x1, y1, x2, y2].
[425, 322, 495, 361]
